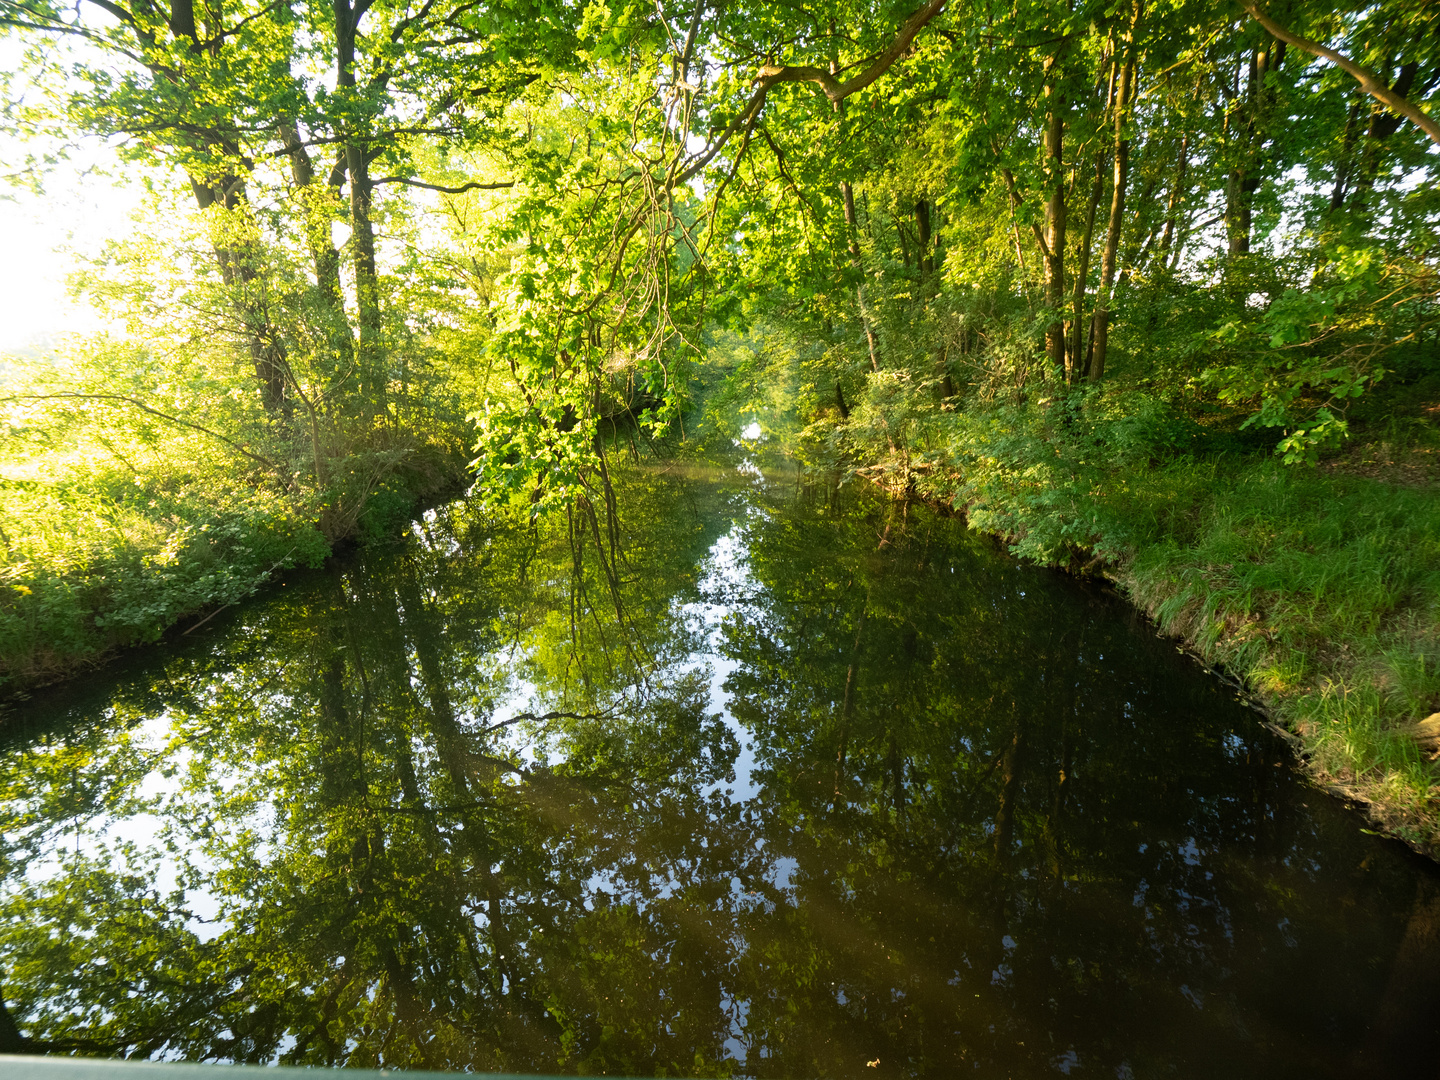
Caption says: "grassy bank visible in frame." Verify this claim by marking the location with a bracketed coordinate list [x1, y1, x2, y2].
[852, 392, 1440, 853]
[1116, 459, 1440, 849]
[0, 352, 472, 699]
[0, 451, 466, 698]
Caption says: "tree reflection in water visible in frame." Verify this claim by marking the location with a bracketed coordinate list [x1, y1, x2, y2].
[1, 457, 1438, 1079]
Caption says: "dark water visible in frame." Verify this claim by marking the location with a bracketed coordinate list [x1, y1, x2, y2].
[2, 457, 1439, 1079]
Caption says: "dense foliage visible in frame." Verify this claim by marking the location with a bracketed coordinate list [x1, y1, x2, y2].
[4, 0, 1432, 477]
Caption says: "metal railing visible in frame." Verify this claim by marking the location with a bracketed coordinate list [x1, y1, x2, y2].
[0, 1057, 642, 1080]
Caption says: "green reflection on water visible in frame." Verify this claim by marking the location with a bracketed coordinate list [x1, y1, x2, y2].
[2, 457, 1438, 1079]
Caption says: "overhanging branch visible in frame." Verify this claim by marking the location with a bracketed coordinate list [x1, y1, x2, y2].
[675, 0, 947, 186]
[0, 393, 283, 474]
[1239, 1, 1440, 146]
[371, 176, 515, 193]
[752, 0, 947, 104]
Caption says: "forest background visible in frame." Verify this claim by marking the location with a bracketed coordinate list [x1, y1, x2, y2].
[1, 0, 1439, 845]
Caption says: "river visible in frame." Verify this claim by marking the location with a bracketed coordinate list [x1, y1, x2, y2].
[1, 452, 1437, 1078]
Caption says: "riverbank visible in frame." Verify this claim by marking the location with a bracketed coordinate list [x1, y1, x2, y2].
[0, 442, 467, 700]
[868, 413, 1440, 856]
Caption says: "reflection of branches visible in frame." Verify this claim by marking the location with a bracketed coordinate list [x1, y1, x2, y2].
[482, 709, 616, 733]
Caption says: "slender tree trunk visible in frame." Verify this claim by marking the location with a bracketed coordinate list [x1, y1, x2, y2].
[1070, 148, 1104, 383]
[1043, 74, 1068, 375]
[190, 175, 292, 415]
[1155, 133, 1189, 266]
[347, 148, 384, 409]
[999, 165, 1038, 309]
[1329, 102, 1364, 211]
[1355, 62, 1421, 205]
[842, 181, 881, 372]
[914, 198, 934, 278]
[1089, 19, 1138, 381]
[1224, 54, 1252, 256]
[828, 47, 880, 375]
[279, 119, 355, 377]
[1115, 170, 1161, 288]
[163, 0, 293, 415]
[1226, 36, 1285, 257]
[335, 0, 386, 418]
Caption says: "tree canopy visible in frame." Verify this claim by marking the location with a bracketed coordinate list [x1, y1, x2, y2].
[2, 0, 1436, 491]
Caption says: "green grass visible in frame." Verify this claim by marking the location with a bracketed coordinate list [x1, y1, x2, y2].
[1115, 460, 1440, 847]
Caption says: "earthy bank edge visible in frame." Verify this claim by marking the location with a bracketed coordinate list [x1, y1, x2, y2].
[905, 445, 1440, 860]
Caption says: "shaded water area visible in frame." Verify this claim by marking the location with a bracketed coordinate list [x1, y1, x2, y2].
[2, 454, 1439, 1079]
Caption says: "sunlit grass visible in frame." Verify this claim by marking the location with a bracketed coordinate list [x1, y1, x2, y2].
[1109, 460, 1440, 846]
[0, 425, 330, 693]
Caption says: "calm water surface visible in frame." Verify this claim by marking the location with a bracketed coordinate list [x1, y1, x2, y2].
[2, 457, 1438, 1079]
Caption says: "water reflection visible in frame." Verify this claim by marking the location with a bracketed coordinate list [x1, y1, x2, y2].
[1, 457, 1438, 1079]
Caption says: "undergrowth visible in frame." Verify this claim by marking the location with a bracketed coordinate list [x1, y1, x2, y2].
[0, 348, 471, 698]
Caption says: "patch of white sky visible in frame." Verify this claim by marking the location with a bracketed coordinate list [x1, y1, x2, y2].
[6, 707, 240, 943]
[0, 11, 344, 358]
[0, 32, 139, 354]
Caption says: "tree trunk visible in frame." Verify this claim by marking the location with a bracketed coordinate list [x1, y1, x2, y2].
[914, 198, 934, 278]
[279, 119, 355, 377]
[335, 0, 386, 417]
[1155, 132, 1189, 267]
[1070, 148, 1104, 383]
[162, 0, 294, 415]
[842, 181, 881, 372]
[1043, 76, 1068, 375]
[1329, 102, 1364, 212]
[1115, 170, 1161, 289]
[1356, 62, 1421, 203]
[190, 175, 292, 415]
[1225, 36, 1286, 257]
[1089, 22, 1138, 382]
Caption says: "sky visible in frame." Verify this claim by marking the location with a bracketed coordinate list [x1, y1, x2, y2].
[0, 36, 137, 357]
[0, 180, 136, 355]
